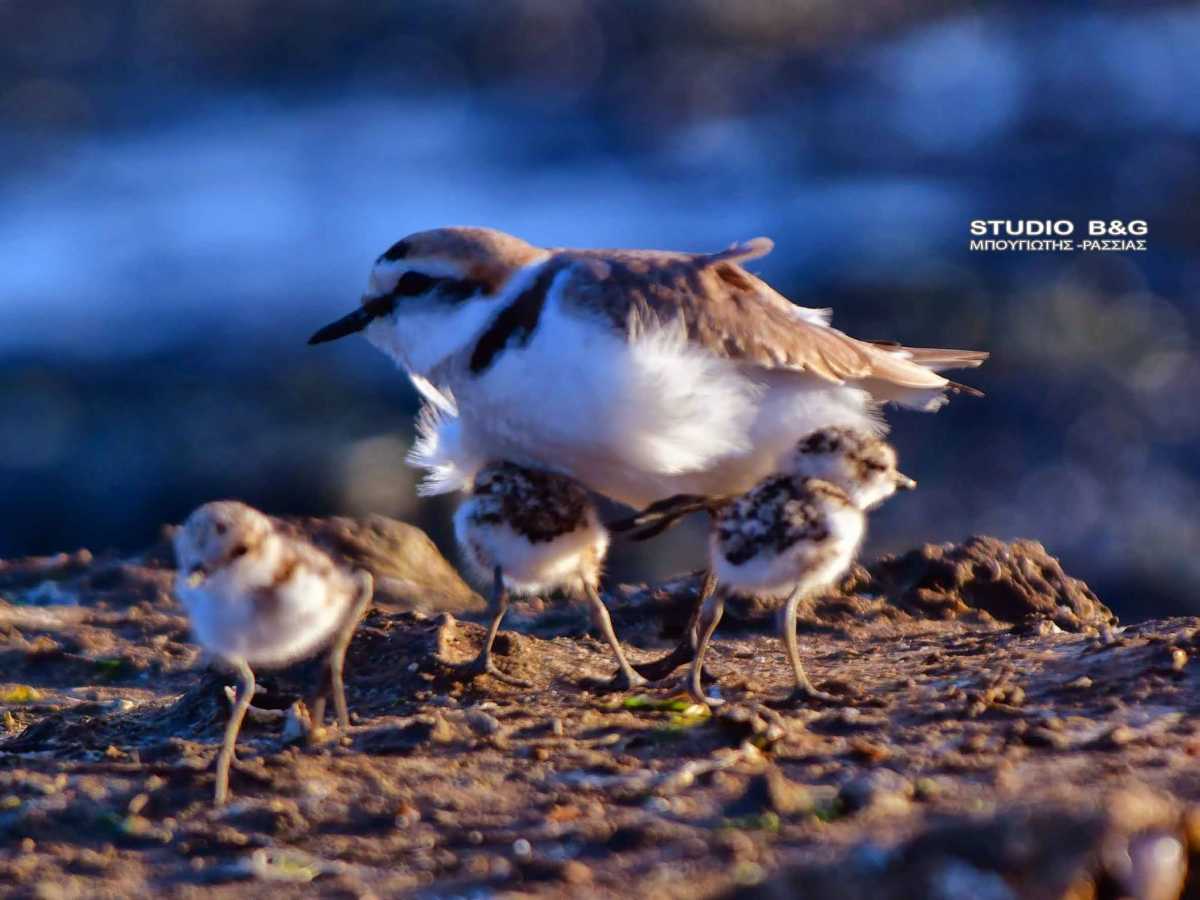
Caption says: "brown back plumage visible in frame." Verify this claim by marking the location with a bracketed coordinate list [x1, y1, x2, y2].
[546, 242, 985, 391]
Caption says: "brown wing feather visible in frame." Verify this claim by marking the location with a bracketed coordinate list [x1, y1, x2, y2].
[554, 248, 960, 389]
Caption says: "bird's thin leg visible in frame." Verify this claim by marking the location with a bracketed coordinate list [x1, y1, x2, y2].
[328, 570, 374, 731]
[584, 581, 647, 691]
[777, 585, 836, 706]
[214, 658, 255, 807]
[307, 666, 330, 734]
[632, 568, 717, 681]
[688, 590, 725, 707]
[446, 566, 531, 688]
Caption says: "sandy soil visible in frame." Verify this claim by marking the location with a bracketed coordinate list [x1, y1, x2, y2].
[2, 520, 1198, 899]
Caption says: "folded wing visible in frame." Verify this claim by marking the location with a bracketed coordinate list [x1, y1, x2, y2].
[554, 242, 987, 406]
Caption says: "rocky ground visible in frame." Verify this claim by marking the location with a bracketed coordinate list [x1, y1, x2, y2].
[2, 519, 1199, 899]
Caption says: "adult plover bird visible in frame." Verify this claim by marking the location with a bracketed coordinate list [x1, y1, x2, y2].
[450, 460, 645, 690]
[309, 227, 985, 674]
[685, 427, 915, 707]
[174, 501, 373, 805]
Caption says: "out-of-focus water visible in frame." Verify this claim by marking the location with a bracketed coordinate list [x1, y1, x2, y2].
[2, 4, 1198, 619]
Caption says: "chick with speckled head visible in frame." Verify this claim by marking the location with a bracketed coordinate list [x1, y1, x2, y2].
[174, 500, 373, 805]
[688, 428, 915, 707]
[450, 462, 646, 691]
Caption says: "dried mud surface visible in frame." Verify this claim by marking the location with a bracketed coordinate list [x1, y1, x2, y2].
[2, 522, 1199, 899]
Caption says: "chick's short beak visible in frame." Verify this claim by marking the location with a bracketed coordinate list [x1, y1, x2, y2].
[186, 564, 207, 588]
[894, 472, 918, 490]
[307, 295, 396, 346]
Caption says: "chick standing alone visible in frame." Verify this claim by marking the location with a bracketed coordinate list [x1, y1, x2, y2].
[689, 428, 915, 707]
[452, 462, 646, 690]
[174, 501, 373, 805]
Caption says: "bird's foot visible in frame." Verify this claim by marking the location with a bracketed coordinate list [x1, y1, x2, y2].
[632, 645, 695, 682]
[438, 654, 531, 689]
[598, 669, 649, 692]
[687, 688, 725, 710]
[769, 684, 840, 709]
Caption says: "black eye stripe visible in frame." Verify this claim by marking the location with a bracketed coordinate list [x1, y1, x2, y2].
[395, 271, 437, 295]
[379, 239, 409, 262]
[390, 272, 490, 302]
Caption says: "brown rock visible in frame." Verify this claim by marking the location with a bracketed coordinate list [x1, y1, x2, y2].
[723, 766, 813, 818]
[846, 536, 1114, 631]
[290, 514, 483, 614]
[732, 791, 1189, 900]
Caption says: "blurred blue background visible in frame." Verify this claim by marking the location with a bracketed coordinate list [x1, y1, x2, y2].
[2, 1, 1198, 619]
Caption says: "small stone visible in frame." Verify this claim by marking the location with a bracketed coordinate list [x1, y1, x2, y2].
[848, 739, 891, 763]
[357, 717, 453, 754]
[645, 796, 671, 814]
[717, 828, 757, 860]
[1120, 832, 1186, 900]
[562, 860, 592, 884]
[1065, 676, 1093, 690]
[465, 855, 490, 877]
[512, 838, 532, 859]
[1104, 726, 1137, 748]
[465, 709, 501, 736]
[913, 777, 942, 801]
[930, 860, 1016, 900]
[1022, 727, 1069, 750]
[395, 802, 420, 827]
[838, 769, 912, 815]
[724, 766, 812, 818]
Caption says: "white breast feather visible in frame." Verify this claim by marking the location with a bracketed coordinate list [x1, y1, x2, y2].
[710, 503, 864, 598]
[176, 538, 351, 668]
[444, 279, 763, 499]
[453, 502, 607, 596]
[408, 400, 485, 496]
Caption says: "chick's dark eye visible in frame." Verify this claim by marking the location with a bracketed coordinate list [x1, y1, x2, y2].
[215, 523, 227, 535]
[395, 271, 438, 296]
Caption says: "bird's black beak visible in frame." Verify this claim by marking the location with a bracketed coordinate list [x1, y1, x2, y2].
[307, 296, 396, 345]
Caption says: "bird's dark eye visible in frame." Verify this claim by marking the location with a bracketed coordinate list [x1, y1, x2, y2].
[215, 523, 227, 535]
[395, 271, 438, 296]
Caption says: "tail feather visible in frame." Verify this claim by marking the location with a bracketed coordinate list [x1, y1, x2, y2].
[606, 493, 717, 541]
[878, 344, 990, 372]
[947, 380, 985, 398]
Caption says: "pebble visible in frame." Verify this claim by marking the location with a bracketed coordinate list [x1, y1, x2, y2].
[930, 860, 1015, 900]
[839, 769, 913, 815]
[1116, 832, 1186, 900]
[561, 860, 592, 885]
[465, 710, 501, 736]
[645, 796, 671, 814]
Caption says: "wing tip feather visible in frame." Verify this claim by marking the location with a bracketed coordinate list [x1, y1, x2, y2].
[703, 236, 774, 266]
